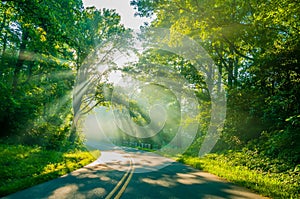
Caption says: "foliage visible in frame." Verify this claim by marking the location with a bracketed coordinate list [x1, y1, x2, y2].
[129, 1, 300, 197]
[0, 143, 99, 197]
[178, 151, 300, 199]
[0, 0, 80, 141]
[0, 0, 126, 147]
[1, 0, 299, 196]
[131, 0, 300, 163]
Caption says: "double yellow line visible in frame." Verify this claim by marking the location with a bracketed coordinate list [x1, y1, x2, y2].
[105, 157, 134, 199]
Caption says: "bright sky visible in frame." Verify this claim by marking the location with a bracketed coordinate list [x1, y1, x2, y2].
[82, 0, 153, 29]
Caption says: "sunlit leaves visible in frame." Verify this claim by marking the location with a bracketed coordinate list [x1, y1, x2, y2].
[131, 0, 300, 164]
[0, 1, 82, 143]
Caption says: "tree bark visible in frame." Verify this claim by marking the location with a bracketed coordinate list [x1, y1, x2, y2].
[12, 29, 29, 93]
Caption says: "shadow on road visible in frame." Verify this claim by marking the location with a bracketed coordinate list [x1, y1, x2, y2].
[2, 143, 266, 199]
[125, 162, 263, 199]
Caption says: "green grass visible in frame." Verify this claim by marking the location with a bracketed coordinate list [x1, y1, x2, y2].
[177, 153, 300, 199]
[0, 144, 100, 197]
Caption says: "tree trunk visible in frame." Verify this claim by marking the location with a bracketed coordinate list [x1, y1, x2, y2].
[12, 29, 29, 93]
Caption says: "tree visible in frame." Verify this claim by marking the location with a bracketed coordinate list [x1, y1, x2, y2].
[0, 1, 128, 149]
[68, 7, 127, 142]
[131, 0, 300, 163]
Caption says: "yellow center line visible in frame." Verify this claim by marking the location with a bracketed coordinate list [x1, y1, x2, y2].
[105, 157, 134, 199]
[114, 157, 135, 199]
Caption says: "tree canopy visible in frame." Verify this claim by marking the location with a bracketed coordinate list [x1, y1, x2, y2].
[130, 0, 300, 164]
[0, 0, 125, 149]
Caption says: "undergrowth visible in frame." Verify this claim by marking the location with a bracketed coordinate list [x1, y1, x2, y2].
[0, 143, 100, 197]
[177, 149, 300, 199]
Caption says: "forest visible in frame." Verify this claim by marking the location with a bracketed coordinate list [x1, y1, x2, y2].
[0, 0, 299, 198]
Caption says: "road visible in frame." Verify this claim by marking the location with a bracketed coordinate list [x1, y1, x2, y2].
[2, 142, 267, 199]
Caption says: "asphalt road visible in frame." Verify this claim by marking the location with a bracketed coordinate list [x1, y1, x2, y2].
[2, 142, 267, 199]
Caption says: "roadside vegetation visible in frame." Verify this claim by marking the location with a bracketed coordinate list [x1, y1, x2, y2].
[0, 1, 115, 196]
[1, 1, 299, 199]
[0, 143, 99, 197]
[178, 150, 299, 199]
[130, 1, 300, 198]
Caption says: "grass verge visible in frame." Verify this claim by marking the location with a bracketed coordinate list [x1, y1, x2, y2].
[0, 143, 100, 197]
[177, 153, 300, 199]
